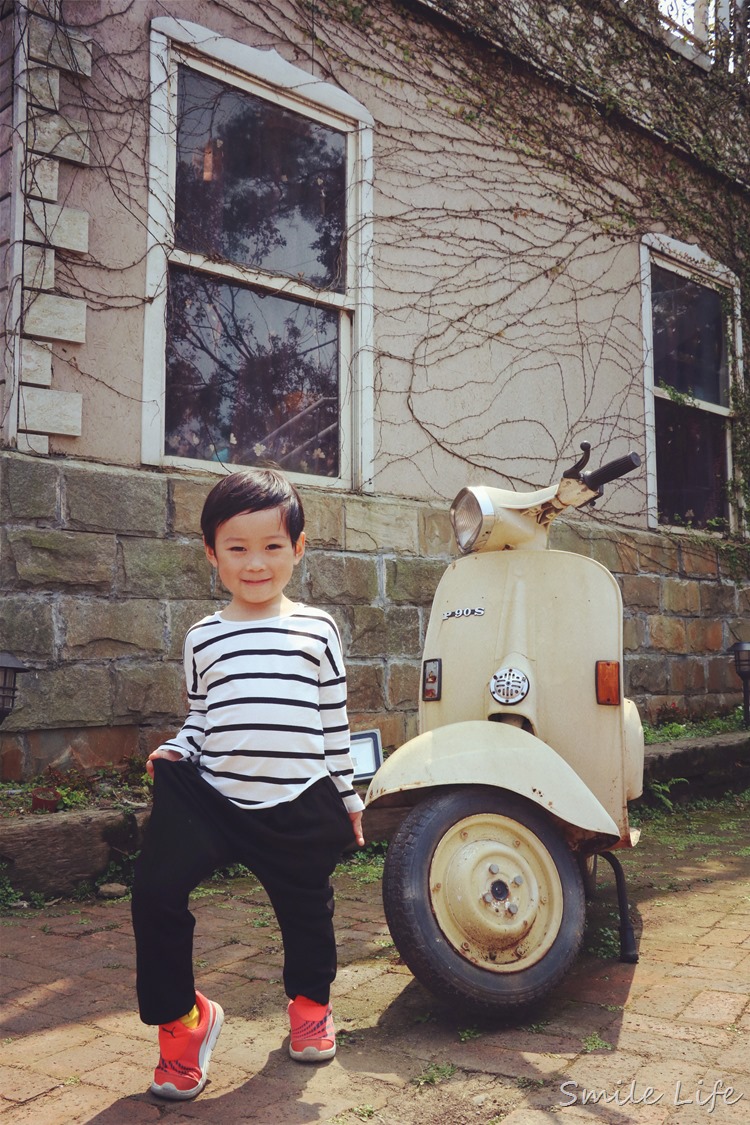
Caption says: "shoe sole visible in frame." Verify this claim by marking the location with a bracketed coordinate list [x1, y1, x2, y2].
[151, 1001, 225, 1100]
[289, 1041, 336, 1062]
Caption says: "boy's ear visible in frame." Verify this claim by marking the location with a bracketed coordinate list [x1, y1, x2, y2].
[204, 538, 218, 567]
[294, 531, 306, 563]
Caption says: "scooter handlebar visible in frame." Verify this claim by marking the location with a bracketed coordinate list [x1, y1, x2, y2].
[581, 452, 641, 492]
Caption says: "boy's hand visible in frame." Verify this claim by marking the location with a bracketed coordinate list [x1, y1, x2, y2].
[349, 811, 365, 847]
[146, 749, 183, 778]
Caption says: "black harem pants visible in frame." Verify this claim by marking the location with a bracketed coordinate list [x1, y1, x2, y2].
[131, 758, 354, 1026]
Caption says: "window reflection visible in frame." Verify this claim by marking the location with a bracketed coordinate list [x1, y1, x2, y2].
[165, 268, 340, 476]
[651, 264, 728, 407]
[651, 264, 729, 528]
[174, 67, 347, 291]
[655, 398, 728, 528]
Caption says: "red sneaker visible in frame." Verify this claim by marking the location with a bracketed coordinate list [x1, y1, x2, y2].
[151, 992, 224, 1100]
[288, 996, 336, 1061]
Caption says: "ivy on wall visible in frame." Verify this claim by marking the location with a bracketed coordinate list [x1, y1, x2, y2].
[308, 0, 750, 525]
[4, 0, 750, 529]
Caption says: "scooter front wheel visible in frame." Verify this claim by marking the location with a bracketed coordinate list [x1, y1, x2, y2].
[382, 787, 585, 1014]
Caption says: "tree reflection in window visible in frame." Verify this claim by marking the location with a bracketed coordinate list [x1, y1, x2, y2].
[174, 67, 346, 290]
[165, 268, 340, 476]
[651, 263, 730, 528]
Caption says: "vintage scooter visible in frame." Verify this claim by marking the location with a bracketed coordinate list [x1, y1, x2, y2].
[365, 443, 643, 1014]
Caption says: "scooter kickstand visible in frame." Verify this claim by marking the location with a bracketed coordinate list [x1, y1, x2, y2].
[599, 852, 639, 964]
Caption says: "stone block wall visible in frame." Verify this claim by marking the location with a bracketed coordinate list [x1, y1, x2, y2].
[1, 450, 748, 780]
[1, 0, 91, 455]
[550, 522, 750, 724]
[0, 452, 450, 779]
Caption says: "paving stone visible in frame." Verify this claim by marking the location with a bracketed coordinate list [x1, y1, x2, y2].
[0, 1063, 60, 1102]
[1, 807, 749, 1123]
[679, 989, 749, 1026]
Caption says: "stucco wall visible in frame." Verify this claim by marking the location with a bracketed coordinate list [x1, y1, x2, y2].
[1, 452, 747, 781]
[2, 1, 749, 777]
[9, 0, 739, 521]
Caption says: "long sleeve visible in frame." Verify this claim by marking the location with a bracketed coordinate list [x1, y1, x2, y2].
[320, 622, 364, 814]
[157, 608, 365, 812]
[156, 629, 208, 762]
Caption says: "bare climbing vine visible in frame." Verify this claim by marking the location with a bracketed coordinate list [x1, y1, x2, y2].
[3, 0, 749, 529]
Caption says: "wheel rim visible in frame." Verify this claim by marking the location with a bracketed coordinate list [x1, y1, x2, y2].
[429, 813, 564, 973]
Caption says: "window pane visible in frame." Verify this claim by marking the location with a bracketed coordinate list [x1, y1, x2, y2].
[651, 263, 728, 406]
[165, 267, 340, 477]
[655, 397, 728, 528]
[174, 67, 347, 290]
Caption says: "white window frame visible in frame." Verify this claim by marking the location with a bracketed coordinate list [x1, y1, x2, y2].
[640, 233, 743, 531]
[656, 0, 731, 68]
[142, 19, 374, 490]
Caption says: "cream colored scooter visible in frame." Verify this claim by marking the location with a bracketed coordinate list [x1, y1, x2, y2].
[366, 443, 643, 1013]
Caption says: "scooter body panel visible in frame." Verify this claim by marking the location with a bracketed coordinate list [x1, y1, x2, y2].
[366, 720, 621, 843]
[413, 549, 643, 834]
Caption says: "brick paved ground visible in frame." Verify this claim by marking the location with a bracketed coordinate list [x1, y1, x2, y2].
[2, 801, 749, 1124]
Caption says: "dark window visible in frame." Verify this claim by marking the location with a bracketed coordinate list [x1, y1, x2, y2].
[165, 66, 348, 476]
[651, 263, 730, 528]
[654, 397, 728, 528]
[165, 268, 340, 475]
[651, 265, 728, 407]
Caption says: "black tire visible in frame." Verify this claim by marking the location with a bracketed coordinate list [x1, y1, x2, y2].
[382, 787, 585, 1014]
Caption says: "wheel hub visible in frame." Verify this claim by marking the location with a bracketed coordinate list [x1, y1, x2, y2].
[429, 813, 564, 972]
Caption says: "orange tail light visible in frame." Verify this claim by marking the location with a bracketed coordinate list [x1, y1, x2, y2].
[596, 661, 621, 705]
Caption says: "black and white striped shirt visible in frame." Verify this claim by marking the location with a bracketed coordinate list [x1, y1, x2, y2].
[159, 607, 364, 813]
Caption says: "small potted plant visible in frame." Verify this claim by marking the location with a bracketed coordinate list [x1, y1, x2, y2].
[31, 786, 61, 812]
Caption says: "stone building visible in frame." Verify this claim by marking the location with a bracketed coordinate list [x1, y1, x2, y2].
[1, 0, 748, 779]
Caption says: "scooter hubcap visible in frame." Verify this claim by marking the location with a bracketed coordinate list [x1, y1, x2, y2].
[429, 813, 564, 972]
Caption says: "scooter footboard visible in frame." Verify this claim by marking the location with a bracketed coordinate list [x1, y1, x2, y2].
[365, 720, 622, 844]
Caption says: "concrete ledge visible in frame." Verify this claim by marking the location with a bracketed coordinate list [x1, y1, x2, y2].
[639, 730, 750, 798]
[0, 807, 149, 896]
[2, 734, 748, 896]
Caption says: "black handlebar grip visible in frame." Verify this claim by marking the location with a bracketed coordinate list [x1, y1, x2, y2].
[582, 452, 641, 491]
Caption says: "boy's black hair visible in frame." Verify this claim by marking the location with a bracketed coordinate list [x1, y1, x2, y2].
[201, 468, 305, 549]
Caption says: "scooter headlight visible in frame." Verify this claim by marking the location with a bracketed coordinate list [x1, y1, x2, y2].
[450, 487, 495, 554]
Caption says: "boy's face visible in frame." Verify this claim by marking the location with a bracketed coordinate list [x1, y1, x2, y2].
[205, 506, 305, 620]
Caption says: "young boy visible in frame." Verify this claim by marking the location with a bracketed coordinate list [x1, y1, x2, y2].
[131, 468, 365, 1101]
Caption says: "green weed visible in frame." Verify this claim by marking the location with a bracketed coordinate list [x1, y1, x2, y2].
[582, 1032, 613, 1052]
[0, 863, 46, 911]
[413, 1062, 457, 1088]
[336, 842, 388, 885]
[212, 863, 253, 880]
[0, 760, 152, 819]
[642, 705, 744, 745]
[585, 924, 621, 959]
[645, 777, 688, 812]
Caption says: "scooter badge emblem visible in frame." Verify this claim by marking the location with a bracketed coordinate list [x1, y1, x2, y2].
[490, 667, 530, 705]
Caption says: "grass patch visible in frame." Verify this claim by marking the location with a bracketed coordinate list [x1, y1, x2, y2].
[0, 863, 47, 910]
[584, 922, 621, 959]
[582, 1032, 613, 1052]
[642, 705, 744, 745]
[631, 787, 750, 833]
[336, 841, 387, 884]
[413, 1062, 457, 1088]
